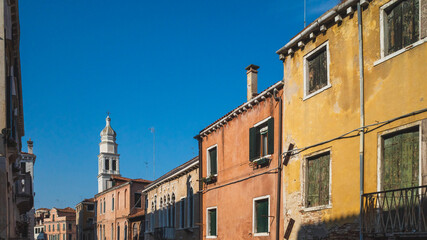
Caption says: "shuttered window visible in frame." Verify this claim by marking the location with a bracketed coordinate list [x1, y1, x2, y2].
[254, 198, 269, 234]
[384, 0, 419, 56]
[208, 147, 217, 176]
[307, 46, 328, 95]
[382, 127, 419, 191]
[249, 118, 274, 161]
[306, 152, 330, 208]
[134, 193, 142, 208]
[207, 208, 217, 237]
[105, 159, 109, 170]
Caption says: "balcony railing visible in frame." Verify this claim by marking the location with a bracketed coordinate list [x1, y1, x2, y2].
[154, 227, 175, 240]
[362, 185, 427, 237]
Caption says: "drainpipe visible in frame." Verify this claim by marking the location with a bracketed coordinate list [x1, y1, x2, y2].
[357, 2, 365, 240]
[273, 88, 283, 240]
[194, 134, 203, 240]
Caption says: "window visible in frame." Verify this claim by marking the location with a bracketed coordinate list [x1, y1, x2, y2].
[57, 224, 59, 231]
[87, 204, 94, 211]
[63, 224, 65, 231]
[68, 224, 72, 231]
[249, 117, 274, 161]
[381, 126, 419, 190]
[105, 159, 109, 170]
[112, 195, 115, 211]
[180, 199, 185, 228]
[253, 196, 270, 235]
[206, 207, 217, 238]
[124, 190, 127, 208]
[49, 225, 51, 232]
[103, 198, 106, 213]
[117, 225, 120, 240]
[111, 224, 114, 240]
[134, 193, 142, 208]
[53, 224, 55, 231]
[207, 145, 218, 176]
[304, 41, 329, 98]
[112, 160, 117, 171]
[305, 151, 330, 208]
[382, 0, 420, 56]
[187, 186, 194, 228]
[171, 193, 176, 227]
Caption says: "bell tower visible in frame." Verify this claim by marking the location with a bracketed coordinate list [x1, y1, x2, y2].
[98, 115, 120, 193]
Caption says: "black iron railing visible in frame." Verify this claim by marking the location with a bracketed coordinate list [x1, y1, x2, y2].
[362, 185, 427, 237]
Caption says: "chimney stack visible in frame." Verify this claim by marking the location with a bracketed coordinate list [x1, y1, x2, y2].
[27, 138, 33, 154]
[246, 64, 259, 101]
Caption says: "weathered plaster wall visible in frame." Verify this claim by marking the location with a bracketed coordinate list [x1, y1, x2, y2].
[201, 91, 283, 240]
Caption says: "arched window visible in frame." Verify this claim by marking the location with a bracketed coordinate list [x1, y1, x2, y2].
[171, 193, 175, 227]
[118, 192, 120, 210]
[112, 194, 115, 211]
[133, 223, 138, 240]
[117, 224, 120, 240]
[111, 223, 114, 240]
[124, 189, 127, 208]
[159, 197, 163, 227]
[103, 198, 106, 213]
[103, 224, 105, 240]
[187, 176, 194, 228]
[100, 201, 102, 215]
[124, 224, 128, 240]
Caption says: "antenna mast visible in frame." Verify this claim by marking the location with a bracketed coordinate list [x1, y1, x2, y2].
[150, 127, 155, 180]
[304, 0, 307, 27]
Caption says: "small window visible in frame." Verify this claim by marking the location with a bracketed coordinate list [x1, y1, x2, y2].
[87, 204, 94, 211]
[63, 223, 65, 231]
[304, 42, 329, 97]
[180, 200, 185, 228]
[49, 225, 51, 232]
[105, 159, 109, 170]
[68, 234, 72, 240]
[253, 196, 269, 235]
[207, 207, 217, 237]
[112, 160, 117, 171]
[103, 198, 106, 213]
[112, 195, 115, 211]
[68, 223, 72, 231]
[134, 193, 142, 208]
[305, 152, 330, 208]
[383, 0, 420, 56]
[207, 146, 218, 176]
[249, 118, 274, 161]
[53, 224, 55, 231]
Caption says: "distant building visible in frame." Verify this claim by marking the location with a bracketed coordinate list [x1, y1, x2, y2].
[21, 139, 37, 240]
[43, 207, 77, 240]
[95, 176, 151, 240]
[34, 208, 50, 240]
[143, 156, 199, 240]
[75, 199, 96, 240]
[0, 0, 30, 239]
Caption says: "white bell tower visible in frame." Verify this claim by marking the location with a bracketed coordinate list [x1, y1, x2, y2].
[98, 115, 120, 193]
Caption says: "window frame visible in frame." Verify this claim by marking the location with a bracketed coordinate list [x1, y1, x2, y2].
[206, 206, 217, 238]
[179, 197, 185, 229]
[134, 193, 142, 208]
[302, 148, 332, 211]
[251, 116, 274, 162]
[303, 41, 331, 100]
[252, 195, 270, 236]
[206, 144, 218, 177]
[378, 0, 425, 64]
[377, 120, 426, 192]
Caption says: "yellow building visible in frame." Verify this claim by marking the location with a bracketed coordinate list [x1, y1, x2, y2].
[276, 0, 427, 239]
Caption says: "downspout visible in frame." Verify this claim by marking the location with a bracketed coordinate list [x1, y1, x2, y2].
[357, 2, 365, 240]
[194, 135, 203, 240]
[273, 88, 283, 240]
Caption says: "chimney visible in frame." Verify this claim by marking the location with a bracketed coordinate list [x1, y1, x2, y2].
[246, 64, 259, 101]
[27, 138, 33, 154]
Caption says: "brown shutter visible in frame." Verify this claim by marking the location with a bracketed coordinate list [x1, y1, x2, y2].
[249, 127, 257, 161]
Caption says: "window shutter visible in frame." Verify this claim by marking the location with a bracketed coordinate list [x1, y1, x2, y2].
[256, 199, 268, 233]
[249, 127, 257, 161]
[209, 209, 217, 236]
[210, 148, 217, 175]
[267, 118, 274, 155]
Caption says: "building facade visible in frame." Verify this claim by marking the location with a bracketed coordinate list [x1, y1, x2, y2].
[143, 156, 199, 240]
[276, 0, 427, 239]
[95, 176, 150, 240]
[34, 208, 50, 240]
[44, 208, 77, 240]
[196, 65, 284, 240]
[0, 0, 30, 239]
[21, 139, 37, 240]
[76, 198, 96, 240]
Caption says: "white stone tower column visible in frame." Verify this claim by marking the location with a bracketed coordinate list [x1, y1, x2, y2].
[98, 115, 120, 193]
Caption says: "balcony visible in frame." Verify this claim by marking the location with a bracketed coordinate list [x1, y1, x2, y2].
[154, 227, 175, 240]
[15, 172, 34, 214]
[362, 185, 427, 238]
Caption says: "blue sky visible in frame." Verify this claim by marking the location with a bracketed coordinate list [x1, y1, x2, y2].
[19, 0, 338, 209]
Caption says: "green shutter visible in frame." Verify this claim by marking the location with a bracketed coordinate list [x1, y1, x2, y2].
[256, 199, 268, 233]
[249, 127, 257, 161]
[209, 209, 217, 236]
[267, 118, 274, 155]
[209, 148, 217, 175]
[306, 153, 330, 207]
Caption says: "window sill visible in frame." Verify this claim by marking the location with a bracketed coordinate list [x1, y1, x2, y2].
[302, 204, 332, 212]
[374, 38, 427, 66]
[206, 236, 217, 239]
[252, 155, 271, 162]
[254, 232, 269, 237]
[303, 84, 332, 101]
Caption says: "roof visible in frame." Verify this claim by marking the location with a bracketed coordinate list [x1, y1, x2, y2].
[56, 207, 75, 213]
[36, 208, 50, 211]
[128, 211, 145, 219]
[198, 81, 283, 136]
[143, 156, 199, 192]
[276, 0, 362, 57]
[111, 175, 152, 184]
[100, 116, 116, 137]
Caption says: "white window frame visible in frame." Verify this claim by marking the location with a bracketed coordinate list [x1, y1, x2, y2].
[376, 120, 425, 192]
[303, 41, 331, 100]
[252, 117, 273, 162]
[206, 206, 217, 238]
[376, 0, 426, 66]
[206, 144, 218, 177]
[252, 195, 270, 236]
[302, 148, 332, 212]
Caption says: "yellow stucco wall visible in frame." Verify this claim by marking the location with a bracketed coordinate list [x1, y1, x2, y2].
[280, 0, 427, 239]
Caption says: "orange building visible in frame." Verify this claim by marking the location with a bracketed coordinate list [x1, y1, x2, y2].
[95, 176, 151, 240]
[196, 65, 284, 239]
[44, 207, 77, 240]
